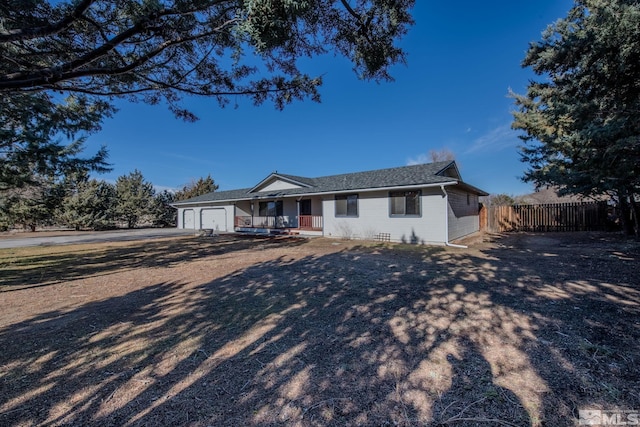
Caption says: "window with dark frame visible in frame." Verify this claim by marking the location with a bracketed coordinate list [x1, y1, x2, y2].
[258, 200, 283, 216]
[299, 199, 312, 216]
[389, 190, 421, 216]
[335, 194, 358, 217]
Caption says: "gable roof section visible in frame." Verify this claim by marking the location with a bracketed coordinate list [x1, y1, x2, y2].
[249, 172, 314, 193]
[268, 173, 317, 187]
[173, 161, 487, 205]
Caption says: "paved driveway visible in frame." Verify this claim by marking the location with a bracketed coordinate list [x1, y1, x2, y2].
[0, 228, 195, 249]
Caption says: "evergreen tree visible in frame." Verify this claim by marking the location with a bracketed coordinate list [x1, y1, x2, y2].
[0, 92, 112, 191]
[512, 0, 640, 235]
[0, 92, 112, 229]
[59, 178, 116, 230]
[0, 176, 64, 231]
[153, 190, 177, 227]
[175, 175, 219, 201]
[114, 170, 155, 229]
[1, 0, 414, 120]
[2, 0, 413, 218]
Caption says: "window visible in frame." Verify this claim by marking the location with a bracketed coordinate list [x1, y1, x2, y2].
[467, 194, 470, 205]
[299, 199, 312, 216]
[389, 191, 421, 216]
[335, 194, 358, 217]
[259, 200, 283, 216]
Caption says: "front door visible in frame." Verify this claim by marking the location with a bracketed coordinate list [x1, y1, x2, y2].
[299, 199, 312, 215]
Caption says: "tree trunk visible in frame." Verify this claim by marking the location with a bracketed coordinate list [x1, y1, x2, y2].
[618, 193, 635, 235]
[629, 193, 640, 239]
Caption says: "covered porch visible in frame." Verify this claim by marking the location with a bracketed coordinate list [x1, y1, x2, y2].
[234, 197, 323, 233]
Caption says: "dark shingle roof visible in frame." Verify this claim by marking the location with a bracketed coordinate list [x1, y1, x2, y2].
[309, 161, 455, 191]
[173, 161, 486, 205]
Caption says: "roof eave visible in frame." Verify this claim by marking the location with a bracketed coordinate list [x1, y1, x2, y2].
[454, 181, 489, 196]
[171, 181, 460, 206]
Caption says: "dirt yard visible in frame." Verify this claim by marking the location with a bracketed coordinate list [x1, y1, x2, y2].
[0, 232, 638, 426]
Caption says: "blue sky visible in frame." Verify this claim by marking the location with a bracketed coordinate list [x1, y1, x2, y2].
[85, 1, 573, 195]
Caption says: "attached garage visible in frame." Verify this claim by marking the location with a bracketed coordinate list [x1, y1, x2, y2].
[183, 209, 195, 229]
[200, 208, 227, 232]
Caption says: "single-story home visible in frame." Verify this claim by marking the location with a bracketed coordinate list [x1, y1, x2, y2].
[172, 161, 488, 245]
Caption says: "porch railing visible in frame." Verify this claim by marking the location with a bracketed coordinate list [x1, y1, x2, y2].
[299, 215, 323, 230]
[235, 215, 322, 230]
[235, 216, 279, 228]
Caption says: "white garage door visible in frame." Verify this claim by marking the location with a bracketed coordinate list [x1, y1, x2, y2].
[183, 209, 195, 229]
[200, 208, 227, 231]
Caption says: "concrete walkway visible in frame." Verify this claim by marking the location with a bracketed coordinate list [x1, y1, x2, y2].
[0, 228, 195, 249]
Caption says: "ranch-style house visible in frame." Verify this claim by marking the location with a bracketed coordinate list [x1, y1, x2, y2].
[172, 161, 488, 245]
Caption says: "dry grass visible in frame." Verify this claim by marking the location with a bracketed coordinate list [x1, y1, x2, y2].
[0, 232, 639, 426]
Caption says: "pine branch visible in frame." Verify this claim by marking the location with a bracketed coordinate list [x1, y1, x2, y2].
[0, 0, 96, 43]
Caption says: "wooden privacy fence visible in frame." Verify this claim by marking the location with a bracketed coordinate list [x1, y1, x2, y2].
[482, 201, 610, 232]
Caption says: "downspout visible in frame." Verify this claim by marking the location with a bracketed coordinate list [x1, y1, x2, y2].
[440, 184, 468, 249]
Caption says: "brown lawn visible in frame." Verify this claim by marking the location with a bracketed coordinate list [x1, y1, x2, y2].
[0, 232, 638, 426]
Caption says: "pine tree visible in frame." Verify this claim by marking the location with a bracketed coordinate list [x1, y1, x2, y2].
[114, 170, 155, 229]
[175, 175, 219, 201]
[59, 178, 116, 230]
[512, 0, 640, 235]
[2, 0, 414, 216]
[0, 176, 64, 231]
[153, 190, 177, 227]
[2, 1, 414, 119]
[0, 92, 112, 191]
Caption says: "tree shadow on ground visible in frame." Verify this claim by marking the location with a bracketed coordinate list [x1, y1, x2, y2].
[431, 338, 531, 426]
[0, 233, 638, 426]
[0, 234, 306, 291]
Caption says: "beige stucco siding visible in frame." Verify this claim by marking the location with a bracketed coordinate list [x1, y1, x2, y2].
[310, 198, 323, 216]
[234, 201, 251, 217]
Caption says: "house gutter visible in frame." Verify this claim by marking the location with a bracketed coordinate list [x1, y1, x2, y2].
[439, 184, 468, 249]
